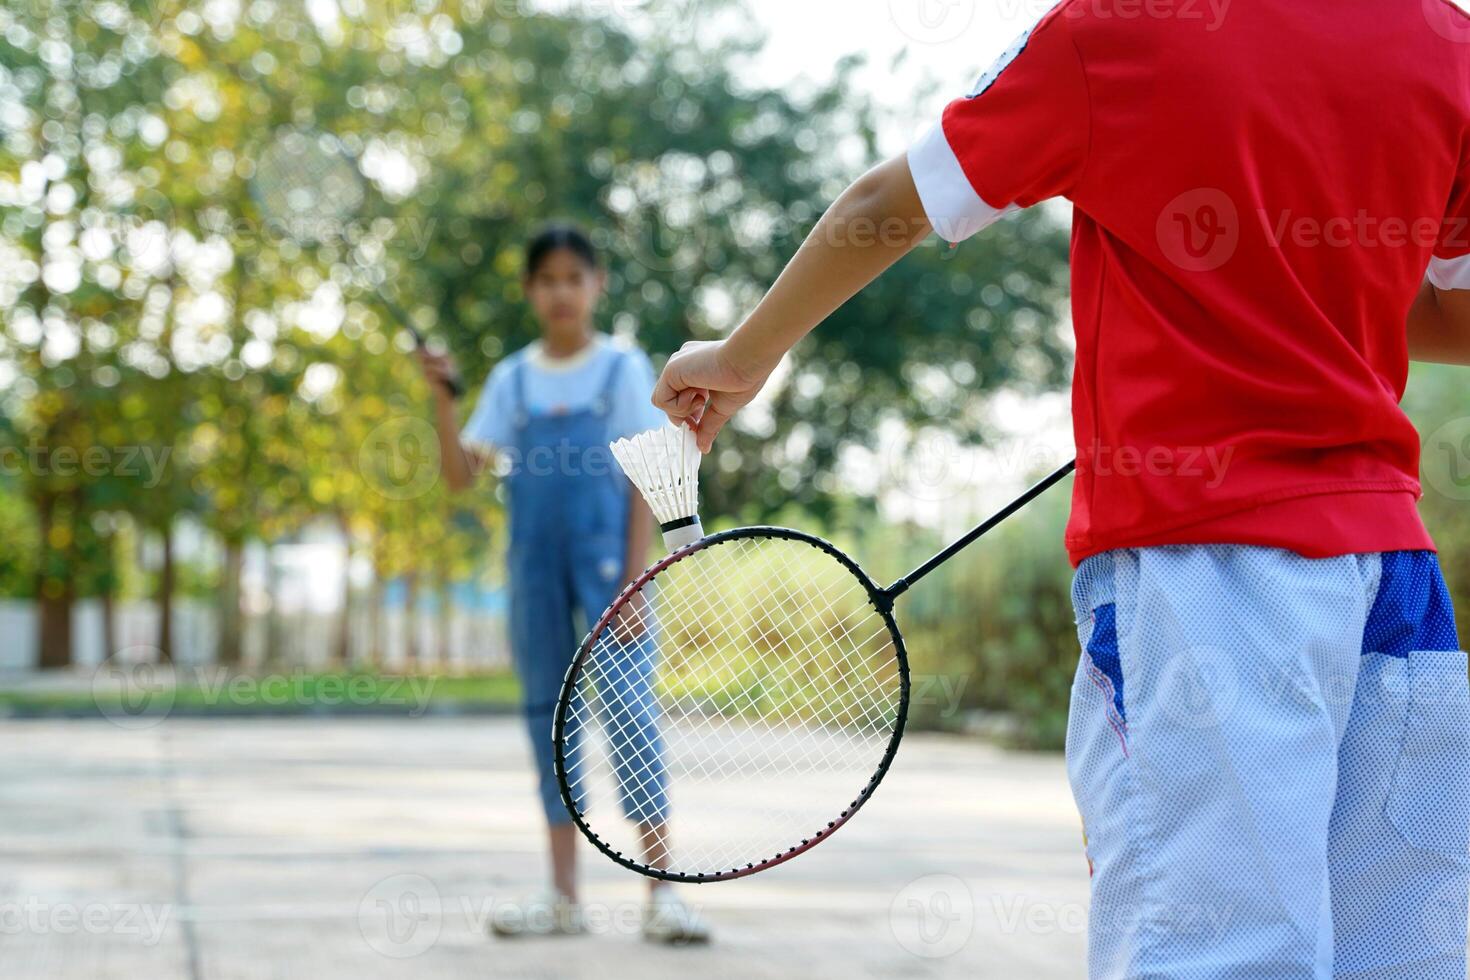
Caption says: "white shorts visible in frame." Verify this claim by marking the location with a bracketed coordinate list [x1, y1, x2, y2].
[1067, 546, 1469, 979]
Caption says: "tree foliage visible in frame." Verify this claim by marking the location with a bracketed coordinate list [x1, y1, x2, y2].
[0, 0, 1071, 667]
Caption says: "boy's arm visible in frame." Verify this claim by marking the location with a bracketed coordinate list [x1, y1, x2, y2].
[656, 10, 1089, 450]
[1409, 280, 1470, 366]
[653, 154, 931, 450]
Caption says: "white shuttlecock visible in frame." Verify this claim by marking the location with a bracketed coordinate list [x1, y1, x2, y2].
[610, 424, 704, 552]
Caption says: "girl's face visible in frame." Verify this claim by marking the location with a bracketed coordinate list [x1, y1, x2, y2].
[524, 248, 604, 336]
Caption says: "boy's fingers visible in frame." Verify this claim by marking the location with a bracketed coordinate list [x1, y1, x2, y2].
[651, 362, 685, 415]
[694, 403, 733, 453]
[674, 387, 704, 417]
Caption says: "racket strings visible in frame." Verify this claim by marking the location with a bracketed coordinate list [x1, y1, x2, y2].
[568, 548, 884, 795]
[562, 535, 903, 878]
[252, 131, 365, 244]
[564, 557, 869, 843]
[564, 549, 858, 846]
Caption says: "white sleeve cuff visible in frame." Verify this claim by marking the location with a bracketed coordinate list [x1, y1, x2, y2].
[907, 121, 1016, 244]
[1428, 255, 1470, 290]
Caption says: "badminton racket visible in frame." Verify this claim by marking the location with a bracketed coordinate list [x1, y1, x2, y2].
[249, 127, 464, 399]
[552, 457, 1076, 882]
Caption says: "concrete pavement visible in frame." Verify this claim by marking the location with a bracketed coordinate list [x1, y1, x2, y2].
[0, 718, 1088, 979]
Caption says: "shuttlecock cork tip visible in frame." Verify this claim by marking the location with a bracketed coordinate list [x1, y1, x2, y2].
[610, 424, 704, 552]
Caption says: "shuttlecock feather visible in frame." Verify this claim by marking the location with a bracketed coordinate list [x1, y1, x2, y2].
[611, 424, 704, 552]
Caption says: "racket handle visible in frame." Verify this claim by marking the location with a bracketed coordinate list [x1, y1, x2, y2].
[407, 327, 464, 401]
[382, 293, 464, 400]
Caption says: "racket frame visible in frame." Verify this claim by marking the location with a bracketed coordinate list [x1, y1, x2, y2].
[248, 126, 464, 400]
[551, 524, 911, 884]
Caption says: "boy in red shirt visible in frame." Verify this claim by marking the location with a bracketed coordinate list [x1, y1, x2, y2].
[654, 1, 1470, 975]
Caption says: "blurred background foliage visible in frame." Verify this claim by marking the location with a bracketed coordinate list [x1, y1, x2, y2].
[0, 0, 1464, 748]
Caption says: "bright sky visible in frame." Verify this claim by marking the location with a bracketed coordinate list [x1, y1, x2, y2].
[742, 0, 1049, 152]
[737, 0, 1074, 527]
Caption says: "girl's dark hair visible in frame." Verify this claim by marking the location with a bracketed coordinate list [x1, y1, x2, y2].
[525, 224, 599, 278]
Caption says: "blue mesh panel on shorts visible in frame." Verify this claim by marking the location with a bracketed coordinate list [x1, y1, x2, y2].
[1086, 603, 1125, 724]
[1363, 551, 1461, 656]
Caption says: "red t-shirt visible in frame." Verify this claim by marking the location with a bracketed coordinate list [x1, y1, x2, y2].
[908, 0, 1470, 566]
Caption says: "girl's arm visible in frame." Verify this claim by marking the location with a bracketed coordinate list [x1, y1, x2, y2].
[653, 154, 931, 451]
[1409, 280, 1470, 366]
[623, 491, 655, 581]
[420, 349, 482, 493]
[608, 490, 657, 643]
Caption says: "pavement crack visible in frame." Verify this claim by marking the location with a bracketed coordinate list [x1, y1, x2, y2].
[159, 726, 203, 980]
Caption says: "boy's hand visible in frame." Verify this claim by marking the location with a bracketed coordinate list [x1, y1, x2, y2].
[653, 154, 929, 453]
[653, 340, 773, 452]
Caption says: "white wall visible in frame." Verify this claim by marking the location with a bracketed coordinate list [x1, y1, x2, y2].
[0, 599, 511, 672]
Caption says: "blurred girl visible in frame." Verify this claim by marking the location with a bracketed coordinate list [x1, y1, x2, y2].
[422, 225, 708, 943]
